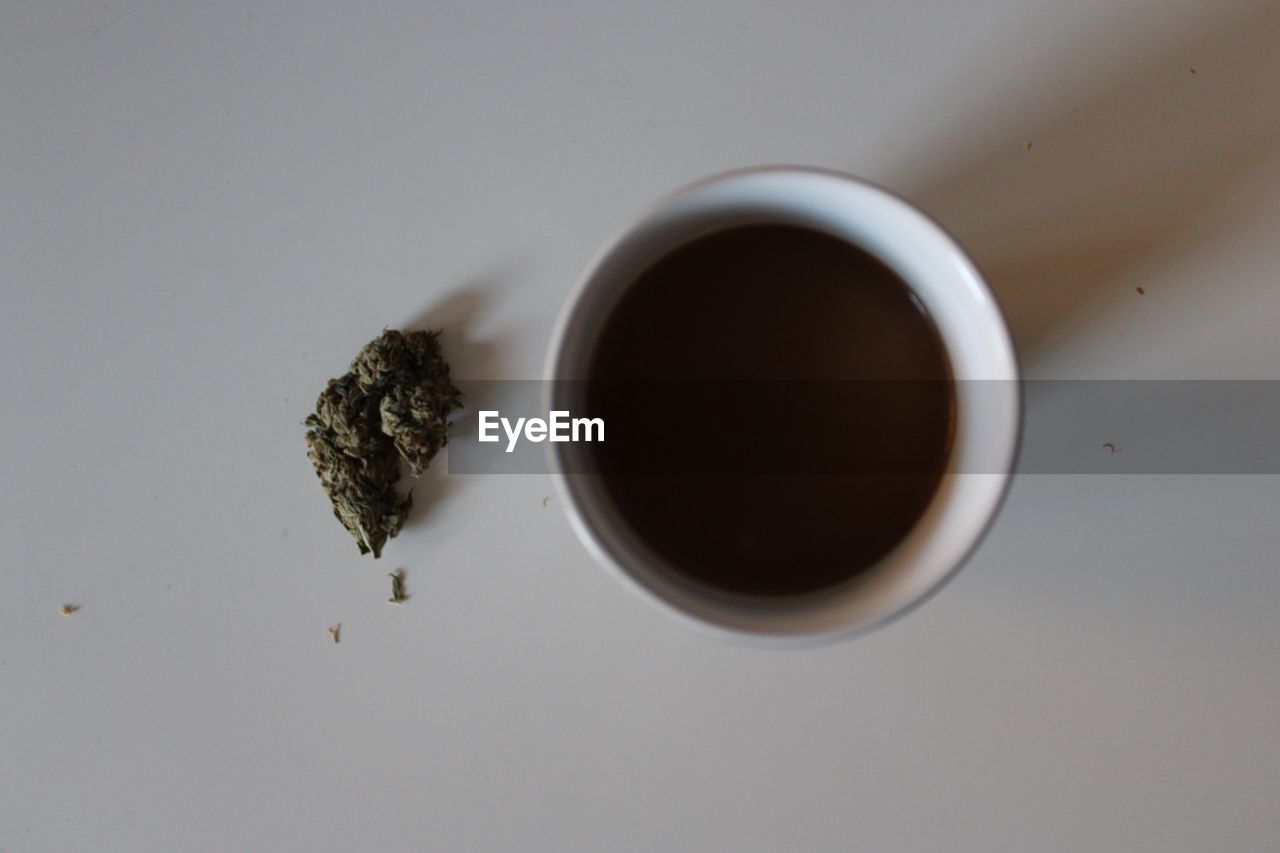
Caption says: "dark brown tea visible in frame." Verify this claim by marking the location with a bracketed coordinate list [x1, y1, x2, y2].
[584, 224, 955, 597]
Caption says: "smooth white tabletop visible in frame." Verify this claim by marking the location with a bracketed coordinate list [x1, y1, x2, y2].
[4, 1, 1280, 850]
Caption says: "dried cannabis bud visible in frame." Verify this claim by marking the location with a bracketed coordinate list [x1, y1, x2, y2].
[305, 330, 461, 557]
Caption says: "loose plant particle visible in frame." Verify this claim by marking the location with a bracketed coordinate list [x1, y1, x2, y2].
[388, 569, 408, 604]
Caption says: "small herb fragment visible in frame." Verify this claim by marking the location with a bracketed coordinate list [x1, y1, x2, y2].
[59, 604, 80, 616]
[388, 569, 409, 604]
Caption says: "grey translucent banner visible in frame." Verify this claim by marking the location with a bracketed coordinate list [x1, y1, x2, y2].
[444, 380, 1280, 475]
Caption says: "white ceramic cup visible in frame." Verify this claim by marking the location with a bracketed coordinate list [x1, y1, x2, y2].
[544, 166, 1020, 645]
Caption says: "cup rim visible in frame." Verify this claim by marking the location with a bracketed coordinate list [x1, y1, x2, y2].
[543, 165, 1021, 646]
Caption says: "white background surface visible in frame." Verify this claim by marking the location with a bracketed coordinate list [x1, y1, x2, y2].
[3, 1, 1280, 850]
